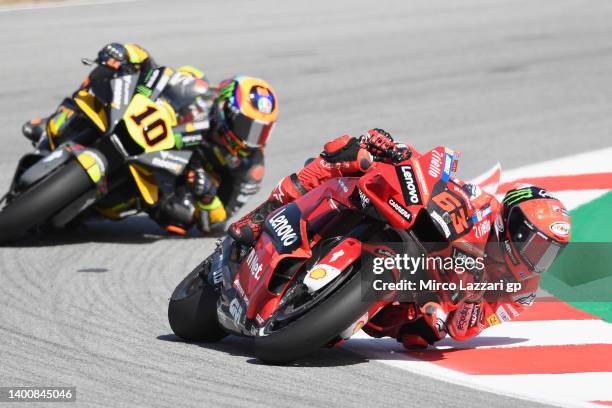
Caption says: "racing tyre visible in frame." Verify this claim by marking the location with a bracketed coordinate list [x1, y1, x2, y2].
[168, 263, 228, 342]
[0, 160, 93, 243]
[254, 267, 373, 364]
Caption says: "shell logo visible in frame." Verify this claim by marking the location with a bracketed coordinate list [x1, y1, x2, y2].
[352, 320, 365, 335]
[309, 268, 327, 280]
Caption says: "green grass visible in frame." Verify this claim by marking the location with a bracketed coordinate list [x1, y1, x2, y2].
[541, 191, 612, 322]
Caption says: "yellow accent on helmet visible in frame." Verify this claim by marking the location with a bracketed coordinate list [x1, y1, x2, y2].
[234, 77, 278, 123]
[177, 65, 205, 79]
[124, 43, 149, 64]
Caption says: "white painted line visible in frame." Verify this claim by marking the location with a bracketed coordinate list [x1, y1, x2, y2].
[434, 319, 612, 349]
[343, 334, 598, 408]
[475, 373, 612, 404]
[0, 0, 137, 13]
[501, 147, 612, 182]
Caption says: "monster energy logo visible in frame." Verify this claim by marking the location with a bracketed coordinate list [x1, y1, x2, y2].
[219, 81, 236, 100]
[137, 85, 152, 97]
[503, 188, 534, 206]
[143, 69, 154, 83]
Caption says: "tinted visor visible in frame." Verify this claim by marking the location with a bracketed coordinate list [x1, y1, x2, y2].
[224, 104, 273, 148]
[507, 206, 565, 273]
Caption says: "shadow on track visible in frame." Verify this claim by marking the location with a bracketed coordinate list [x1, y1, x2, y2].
[157, 334, 368, 367]
[345, 335, 530, 362]
[1, 216, 225, 247]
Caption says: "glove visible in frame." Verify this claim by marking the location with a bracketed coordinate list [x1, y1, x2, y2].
[390, 143, 412, 163]
[361, 128, 395, 158]
[361, 128, 412, 163]
[398, 302, 447, 349]
[186, 167, 218, 198]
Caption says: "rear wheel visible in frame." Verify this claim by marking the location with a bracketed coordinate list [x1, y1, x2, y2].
[168, 260, 228, 342]
[0, 160, 94, 243]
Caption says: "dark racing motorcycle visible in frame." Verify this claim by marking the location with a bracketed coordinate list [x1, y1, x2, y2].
[168, 146, 491, 364]
[0, 60, 196, 242]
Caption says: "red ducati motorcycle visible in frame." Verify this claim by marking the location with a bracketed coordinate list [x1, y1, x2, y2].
[168, 146, 487, 364]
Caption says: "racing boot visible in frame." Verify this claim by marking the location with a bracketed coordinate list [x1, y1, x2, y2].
[151, 193, 197, 235]
[197, 196, 228, 234]
[228, 172, 306, 245]
[228, 199, 280, 245]
[22, 118, 48, 145]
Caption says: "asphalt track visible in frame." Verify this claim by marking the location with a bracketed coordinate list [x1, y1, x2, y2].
[0, 0, 611, 407]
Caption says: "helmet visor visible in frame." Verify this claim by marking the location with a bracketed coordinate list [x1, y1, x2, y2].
[507, 207, 565, 273]
[224, 103, 274, 148]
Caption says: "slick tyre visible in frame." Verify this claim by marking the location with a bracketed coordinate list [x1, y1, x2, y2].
[254, 268, 372, 365]
[0, 160, 93, 243]
[168, 265, 227, 342]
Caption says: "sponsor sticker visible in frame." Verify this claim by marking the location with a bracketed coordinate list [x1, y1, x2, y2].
[469, 304, 481, 328]
[388, 198, 412, 222]
[152, 158, 181, 174]
[358, 188, 370, 208]
[246, 249, 263, 280]
[309, 268, 327, 280]
[472, 204, 492, 223]
[512, 292, 536, 306]
[428, 149, 444, 178]
[396, 165, 422, 205]
[496, 305, 511, 322]
[486, 313, 501, 326]
[431, 211, 451, 238]
[411, 161, 430, 198]
[474, 219, 491, 239]
[304, 264, 342, 292]
[338, 178, 349, 193]
[455, 303, 471, 334]
[229, 298, 243, 324]
[442, 149, 454, 181]
[268, 207, 299, 247]
[495, 213, 505, 233]
[549, 221, 570, 237]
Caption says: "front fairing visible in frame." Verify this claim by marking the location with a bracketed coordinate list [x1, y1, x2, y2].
[217, 177, 362, 335]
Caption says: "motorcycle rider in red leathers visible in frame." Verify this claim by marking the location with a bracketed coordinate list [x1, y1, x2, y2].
[229, 128, 571, 349]
[22, 43, 278, 235]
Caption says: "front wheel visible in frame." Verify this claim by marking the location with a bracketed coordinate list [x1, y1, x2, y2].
[0, 160, 94, 243]
[254, 266, 373, 365]
[168, 261, 228, 342]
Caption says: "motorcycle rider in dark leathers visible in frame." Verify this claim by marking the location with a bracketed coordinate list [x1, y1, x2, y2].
[23, 43, 278, 234]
